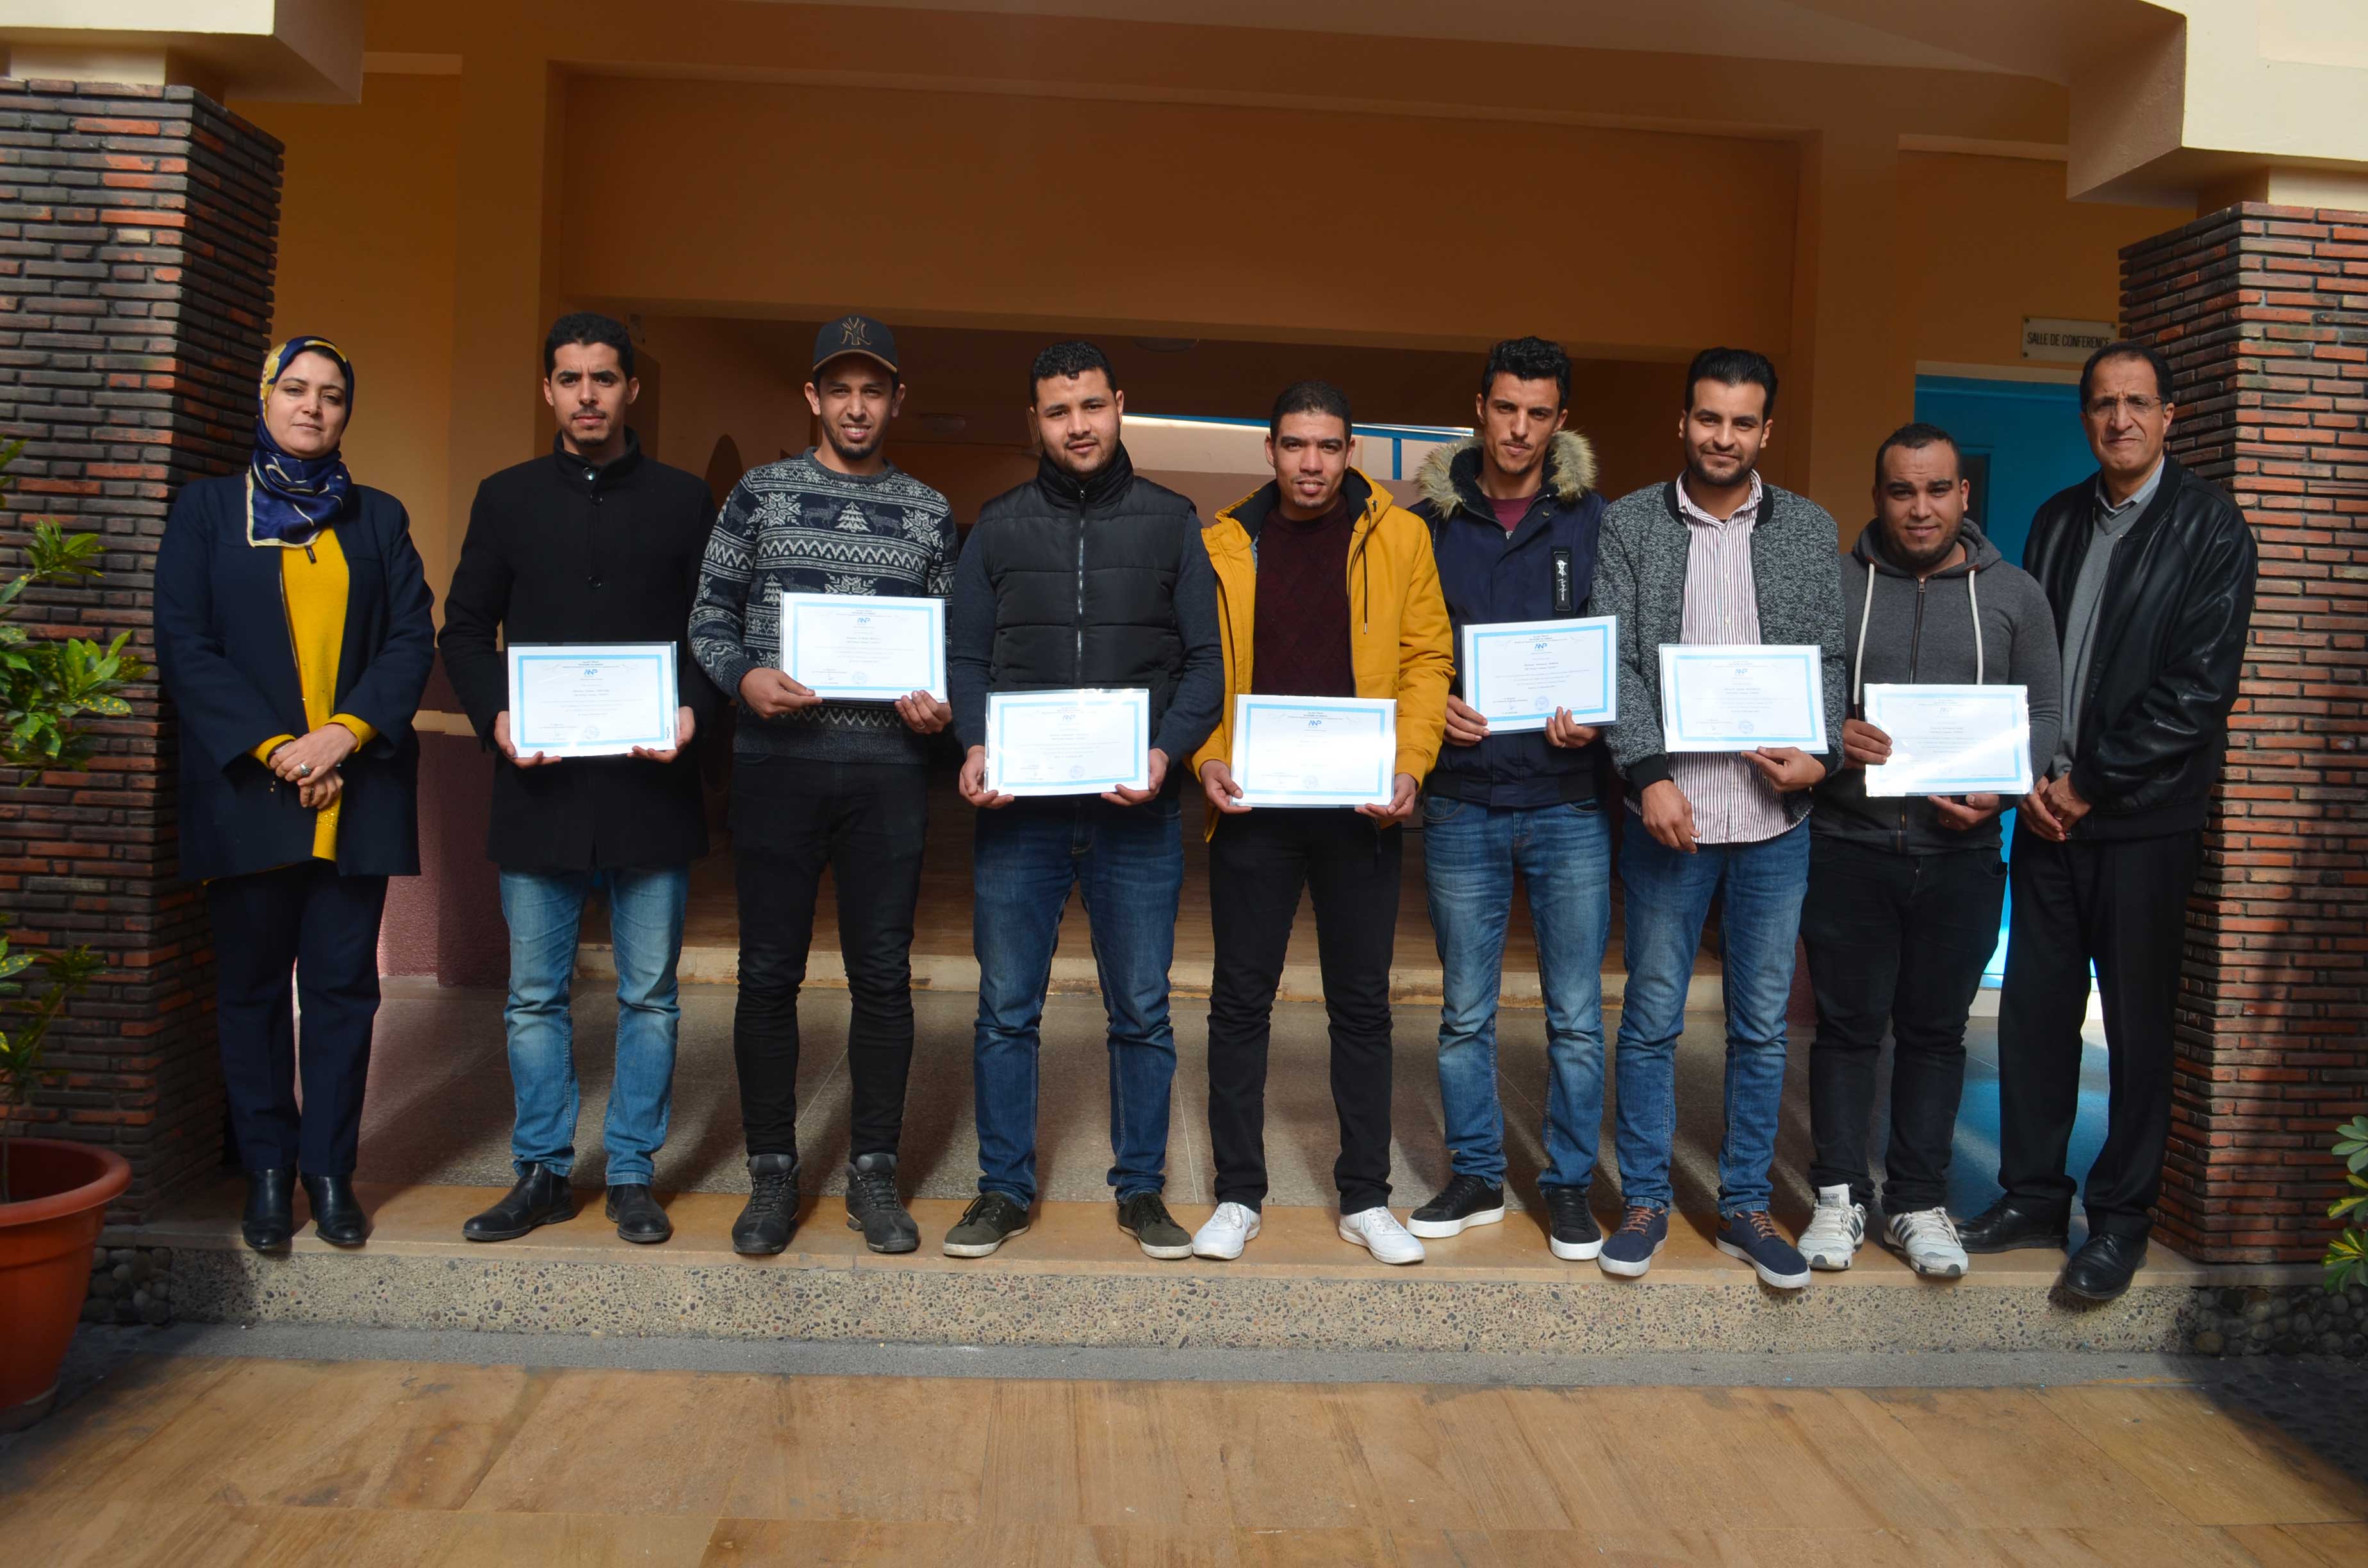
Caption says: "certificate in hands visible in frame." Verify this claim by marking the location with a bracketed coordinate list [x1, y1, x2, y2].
[778, 591, 946, 701]
[985, 689, 1150, 797]
[1658, 644, 1829, 754]
[1228, 695, 1397, 808]
[1458, 615, 1618, 731]
[1862, 683, 2033, 797]
[507, 642, 678, 758]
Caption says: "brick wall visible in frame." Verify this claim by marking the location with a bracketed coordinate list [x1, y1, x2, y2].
[0, 80, 283, 1221]
[2121, 202, 2368, 1263]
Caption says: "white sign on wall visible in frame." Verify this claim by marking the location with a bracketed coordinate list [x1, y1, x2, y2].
[2021, 317, 2115, 363]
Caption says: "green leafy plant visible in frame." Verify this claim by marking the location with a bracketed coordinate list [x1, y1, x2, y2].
[0, 437, 142, 1200]
[0, 926, 104, 1201]
[2329, 1115, 2368, 1294]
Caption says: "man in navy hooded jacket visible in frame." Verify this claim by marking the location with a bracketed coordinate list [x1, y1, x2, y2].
[1404, 337, 1615, 1263]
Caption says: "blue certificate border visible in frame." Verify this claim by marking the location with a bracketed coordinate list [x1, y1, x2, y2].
[1864, 686, 2032, 793]
[1462, 619, 1616, 727]
[1235, 698, 1392, 803]
[987, 689, 1149, 792]
[780, 594, 946, 699]
[1661, 644, 1825, 749]
[511, 646, 675, 749]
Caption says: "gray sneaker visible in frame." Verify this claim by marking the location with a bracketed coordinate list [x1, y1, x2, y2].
[1117, 1192, 1192, 1260]
[844, 1152, 919, 1255]
[942, 1191, 1031, 1257]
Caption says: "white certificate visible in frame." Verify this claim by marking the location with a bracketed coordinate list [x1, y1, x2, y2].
[1862, 683, 2034, 797]
[1459, 615, 1618, 731]
[1658, 644, 1829, 753]
[1229, 695, 1397, 808]
[507, 642, 678, 758]
[985, 688, 1150, 797]
[778, 591, 946, 702]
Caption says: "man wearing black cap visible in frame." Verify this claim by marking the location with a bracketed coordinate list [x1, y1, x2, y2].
[689, 313, 957, 1256]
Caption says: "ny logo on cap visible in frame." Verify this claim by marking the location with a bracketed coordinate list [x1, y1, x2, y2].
[837, 316, 871, 348]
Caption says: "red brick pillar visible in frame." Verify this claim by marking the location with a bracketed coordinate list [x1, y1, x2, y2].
[2120, 202, 2368, 1263]
[0, 80, 283, 1221]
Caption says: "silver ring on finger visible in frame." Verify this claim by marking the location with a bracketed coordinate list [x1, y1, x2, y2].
[296, 762, 313, 778]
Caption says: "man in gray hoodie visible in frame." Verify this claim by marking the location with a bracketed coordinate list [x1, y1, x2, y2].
[1796, 423, 2060, 1280]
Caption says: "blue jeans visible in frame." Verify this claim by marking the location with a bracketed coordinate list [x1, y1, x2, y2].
[1423, 796, 1613, 1191]
[1613, 812, 1809, 1218]
[972, 796, 1183, 1205]
[498, 864, 690, 1186]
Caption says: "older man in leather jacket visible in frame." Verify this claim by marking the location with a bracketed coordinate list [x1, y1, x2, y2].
[1960, 339, 2257, 1301]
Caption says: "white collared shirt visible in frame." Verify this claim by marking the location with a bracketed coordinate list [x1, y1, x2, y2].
[1667, 473, 1791, 845]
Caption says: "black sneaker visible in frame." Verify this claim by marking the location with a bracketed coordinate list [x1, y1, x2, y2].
[1117, 1191, 1191, 1260]
[732, 1152, 799, 1256]
[1408, 1173, 1506, 1239]
[943, 1191, 1031, 1257]
[844, 1152, 919, 1255]
[1540, 1184, 1602, 1261]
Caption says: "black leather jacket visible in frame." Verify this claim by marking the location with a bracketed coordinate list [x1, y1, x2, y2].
[2025, 452, 2256, 840]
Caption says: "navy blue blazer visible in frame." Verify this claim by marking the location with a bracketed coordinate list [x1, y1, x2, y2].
[154, 473, 437, 882]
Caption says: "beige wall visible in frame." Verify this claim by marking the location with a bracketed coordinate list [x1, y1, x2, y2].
[229, 29, 2198, 576]
[1902, 151, 2191, 370]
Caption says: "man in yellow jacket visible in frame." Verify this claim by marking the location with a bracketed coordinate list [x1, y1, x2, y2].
[1188, 380, 1452, 1264]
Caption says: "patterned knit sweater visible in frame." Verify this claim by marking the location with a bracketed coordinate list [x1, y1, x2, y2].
[689, 450, 957, 764]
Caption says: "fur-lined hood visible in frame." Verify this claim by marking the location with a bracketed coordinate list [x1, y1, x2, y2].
[1414, 429, 1599, 521]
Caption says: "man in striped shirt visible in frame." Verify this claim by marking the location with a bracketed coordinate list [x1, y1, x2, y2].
[1588, 347, 1849, 1289]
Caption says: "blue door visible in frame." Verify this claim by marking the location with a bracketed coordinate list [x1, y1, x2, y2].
[1911, 374, 2096, 983]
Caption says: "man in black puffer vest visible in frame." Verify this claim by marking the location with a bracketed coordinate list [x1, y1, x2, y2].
[1964, 339, 2257, 1303]
[943, 341, 1223, 1262]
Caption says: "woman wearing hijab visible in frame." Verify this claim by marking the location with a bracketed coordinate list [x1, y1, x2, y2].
[155, 336, 436, 1252]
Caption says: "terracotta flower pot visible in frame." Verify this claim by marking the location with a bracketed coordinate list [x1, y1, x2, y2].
[0, 1137, 132, 1431]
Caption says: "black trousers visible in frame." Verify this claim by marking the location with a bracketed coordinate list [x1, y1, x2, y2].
[206, 860, 389, 1176]
[730, 757, 929, 1163]
[1206, 810, 1401, 1213]
[1996, 825, 2203, 1237]
[1801, 837, 2004, 1213]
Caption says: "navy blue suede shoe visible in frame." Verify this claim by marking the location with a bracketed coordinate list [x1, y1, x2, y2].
[1716, 1209, 1811, 1289]
[1597, 1204, 1668, 1278]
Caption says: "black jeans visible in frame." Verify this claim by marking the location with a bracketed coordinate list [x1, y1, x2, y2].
[1996, 825, 2202, 1237]
[730, 757, 929, 1163]
[1800, 837, 2004, 1213]
[206, 860, 389, 1175]
[1206, 810, 1401, 1213]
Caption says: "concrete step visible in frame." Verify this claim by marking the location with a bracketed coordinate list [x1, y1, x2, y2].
[132, 1179, 2292, 1357]
[577, 943, 1729, 1011]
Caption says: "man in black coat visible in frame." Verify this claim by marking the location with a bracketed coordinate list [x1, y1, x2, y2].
[941, 340, 1224, 1262]
[439, 312, 723, 1246]
[1964, 339, 2257, 1300]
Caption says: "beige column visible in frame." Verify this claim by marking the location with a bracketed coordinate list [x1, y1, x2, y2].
[438, 54, 565, 592]
[1784, 123, 1913, 541]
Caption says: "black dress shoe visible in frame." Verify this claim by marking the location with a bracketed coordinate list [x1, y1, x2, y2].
[606, 1183, 673, 1245]
[242, 1168, 295, 1253]
[463, 1163, 578, 1242]
[299, 1172, 369, 1246]
[2062, 1231, 2148, 1302]
[1957, 1196, 2071, 1255]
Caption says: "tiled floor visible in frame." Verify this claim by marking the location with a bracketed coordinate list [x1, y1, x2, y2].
[4, 1353, 2363, 1566]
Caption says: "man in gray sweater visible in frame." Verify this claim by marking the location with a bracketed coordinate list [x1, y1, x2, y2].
[1590, 348, 1848, 1290]
[1797, 423, 2060, 1280]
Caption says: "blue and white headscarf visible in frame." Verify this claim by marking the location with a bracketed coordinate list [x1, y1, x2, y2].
[245, 335, 355, 547]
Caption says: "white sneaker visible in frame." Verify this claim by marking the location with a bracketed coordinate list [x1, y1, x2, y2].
[1192, 1201, 1261, 1261]
[1800, 1184, 1866, 1271]
[1338, 1206, 1426, 1266]
[1885, 1206, 1970, 1279]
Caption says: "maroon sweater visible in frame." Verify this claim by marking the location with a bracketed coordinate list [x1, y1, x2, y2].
[1250, 490, 1356, 698]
